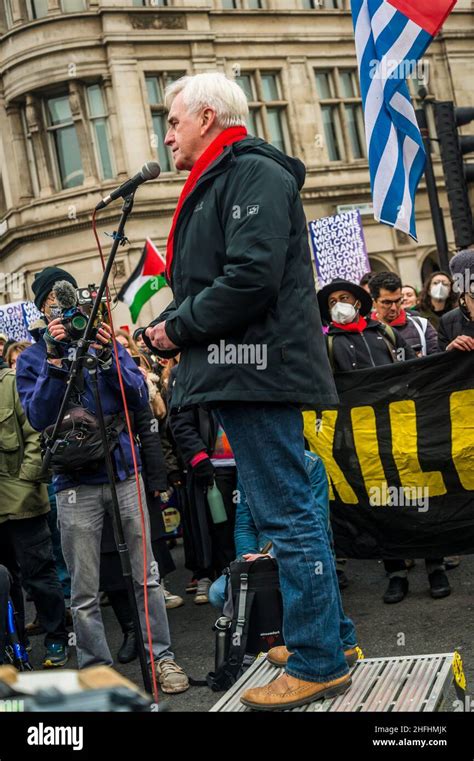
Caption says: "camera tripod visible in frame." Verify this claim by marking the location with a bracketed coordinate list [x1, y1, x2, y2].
[42, 193, 153, 695]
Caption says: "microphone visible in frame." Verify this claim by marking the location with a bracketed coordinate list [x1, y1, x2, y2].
[52, 280, 78, 311]
[95, 161, 161, 211]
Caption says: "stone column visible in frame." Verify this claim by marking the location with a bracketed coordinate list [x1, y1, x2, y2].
[108, 58, 152, 174]
[4, 101, 34, 204]
[10, 0, 28, 24]
[48, 0, 62, 15]
[24, 95, 55, 196]
[103, 76, 127, 180]
[68, 81, 96, 185]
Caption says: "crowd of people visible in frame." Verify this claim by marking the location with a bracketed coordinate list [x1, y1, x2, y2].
[0, 71, 473, 711]
[0, 250, 472, 696]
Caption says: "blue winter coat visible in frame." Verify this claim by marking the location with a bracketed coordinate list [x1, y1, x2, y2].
[16, 336, 149, 494]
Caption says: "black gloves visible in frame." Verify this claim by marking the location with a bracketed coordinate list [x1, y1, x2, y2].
[191, 457, 215, 489]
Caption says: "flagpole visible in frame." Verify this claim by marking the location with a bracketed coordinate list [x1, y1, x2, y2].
[415, 88, 451, 272]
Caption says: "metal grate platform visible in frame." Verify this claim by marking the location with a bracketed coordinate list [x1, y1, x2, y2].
[210, 652, 460, 712]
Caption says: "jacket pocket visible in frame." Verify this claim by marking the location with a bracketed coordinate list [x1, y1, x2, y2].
[0, 407, 22, 475]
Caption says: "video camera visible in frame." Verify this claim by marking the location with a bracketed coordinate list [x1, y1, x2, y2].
[50, 282, 108, 343]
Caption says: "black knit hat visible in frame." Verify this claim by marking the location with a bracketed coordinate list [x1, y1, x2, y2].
[449, 248, 474, 295]
[317, 278, 373, 323]
[32, 267, 78, 311]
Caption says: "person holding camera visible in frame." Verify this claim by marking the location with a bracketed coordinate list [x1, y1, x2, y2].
[16, 267, 189, 693]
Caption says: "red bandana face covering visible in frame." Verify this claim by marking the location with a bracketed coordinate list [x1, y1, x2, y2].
[165, 125, 248, 282]
[332, 315, 368, 333]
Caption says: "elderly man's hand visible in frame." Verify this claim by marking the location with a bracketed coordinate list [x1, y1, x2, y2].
[145, 322, 179, 351]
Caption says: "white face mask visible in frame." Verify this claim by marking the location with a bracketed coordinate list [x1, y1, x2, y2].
[430, 282, 450, 300]
[330, 301, 358, 324]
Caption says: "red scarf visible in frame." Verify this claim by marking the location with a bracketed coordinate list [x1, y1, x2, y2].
[332, 315, 367, 333]
[371, 309, 407, 327]
[165, 126, 248, 281]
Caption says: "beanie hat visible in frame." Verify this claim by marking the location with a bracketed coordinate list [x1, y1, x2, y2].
[32, 267, 78, 311]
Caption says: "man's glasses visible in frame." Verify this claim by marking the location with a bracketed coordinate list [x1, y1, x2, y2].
[377, 298, 403, 307]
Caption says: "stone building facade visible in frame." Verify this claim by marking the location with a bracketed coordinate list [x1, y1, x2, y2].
[0, 0, 473, 326]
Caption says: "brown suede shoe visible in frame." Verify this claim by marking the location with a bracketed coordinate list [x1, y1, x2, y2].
[241, 672, 352, 710]
[267, 645, 360, 668]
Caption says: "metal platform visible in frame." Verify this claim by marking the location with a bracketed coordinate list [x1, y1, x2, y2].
[210, 652, 463, 712]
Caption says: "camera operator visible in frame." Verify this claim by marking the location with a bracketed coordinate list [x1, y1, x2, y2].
[16, 267, 189, 693]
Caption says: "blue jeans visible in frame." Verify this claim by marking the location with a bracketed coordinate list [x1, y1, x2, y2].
[57, 476, 173, 668]
[215, 403, 355, 683]
[209, 574, 227, 610]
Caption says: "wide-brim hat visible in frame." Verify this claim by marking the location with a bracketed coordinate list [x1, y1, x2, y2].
[317, 278, 373, 323]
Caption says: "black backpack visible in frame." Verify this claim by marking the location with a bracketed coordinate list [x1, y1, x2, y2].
[205, 557, 284, 691]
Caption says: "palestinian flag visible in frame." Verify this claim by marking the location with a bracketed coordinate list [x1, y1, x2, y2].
[117, 239, 168, 323]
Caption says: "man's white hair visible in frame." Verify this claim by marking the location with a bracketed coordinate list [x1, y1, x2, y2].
[164, 72, 249, 129]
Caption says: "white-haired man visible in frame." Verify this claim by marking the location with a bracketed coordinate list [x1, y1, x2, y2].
[144, 72, 355, 710]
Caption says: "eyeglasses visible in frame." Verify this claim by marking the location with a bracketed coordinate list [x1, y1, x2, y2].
[377, 298, 403, 307]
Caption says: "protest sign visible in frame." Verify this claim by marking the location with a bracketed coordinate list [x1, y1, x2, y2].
[0, 301, 40, 342]
[308, 210, 370, 286]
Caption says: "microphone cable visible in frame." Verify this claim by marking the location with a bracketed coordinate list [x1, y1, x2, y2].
[91, 209, 159, 704]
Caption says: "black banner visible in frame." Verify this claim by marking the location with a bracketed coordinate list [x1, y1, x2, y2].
[304, 351, 474, 559]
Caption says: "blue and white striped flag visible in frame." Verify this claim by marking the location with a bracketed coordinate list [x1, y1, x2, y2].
[351, 0, 457, 240]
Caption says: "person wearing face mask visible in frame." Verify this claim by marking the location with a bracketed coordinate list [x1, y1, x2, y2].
[317, 280, 449, 606]
[317, 279, 414, 372]
[418, 271, 458, 330]
[438, 248, 474, 352]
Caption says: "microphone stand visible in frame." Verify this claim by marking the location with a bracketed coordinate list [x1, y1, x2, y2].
[42, 192, 153, 695]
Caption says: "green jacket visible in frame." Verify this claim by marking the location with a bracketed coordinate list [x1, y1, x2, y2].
[147, 137, 338, 410]
[0, 368, 49, 522]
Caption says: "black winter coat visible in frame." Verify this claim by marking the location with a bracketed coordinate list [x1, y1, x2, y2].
[145, 137, 337, 410]
[169, 405, 218, 466]
[394, 315, 439, 355]
[438, 308, 474, 351]
[328, 320, 416, 372]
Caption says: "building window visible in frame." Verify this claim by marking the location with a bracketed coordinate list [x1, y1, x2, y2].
[146, 72, 186, 172]
[21, 109, 41, 197]
[302, 0, 345, 8]
[86, 85, 114, 180]
[222, 0, 263, 7]
[46, 95, 84, 189]
[235, 71, 290, 153]
[314, 68, 366, 162]
[21, 83, 115, 194]
[27, 0, 49, 19]
[132, 0, 168, 6]
[61, 0, 87, 11]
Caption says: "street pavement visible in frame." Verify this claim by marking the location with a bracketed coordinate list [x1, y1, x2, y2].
[27, 543, 472, 712]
